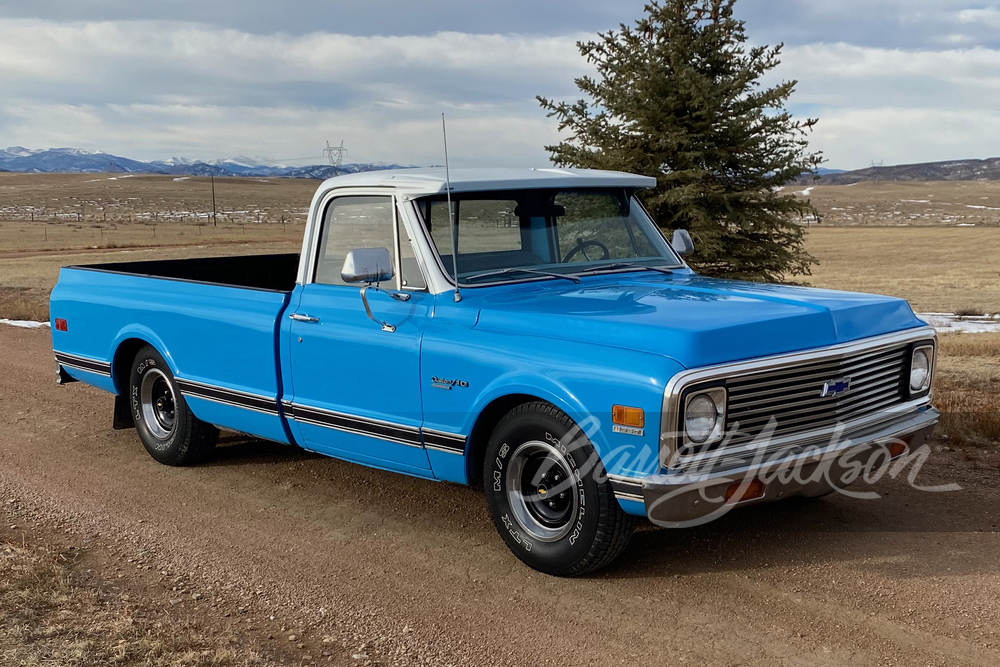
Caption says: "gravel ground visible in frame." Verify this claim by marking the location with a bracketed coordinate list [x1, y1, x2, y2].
[2, 325, 999, 666]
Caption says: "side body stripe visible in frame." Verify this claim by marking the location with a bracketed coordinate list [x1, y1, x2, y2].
[55, 352, 112, 377]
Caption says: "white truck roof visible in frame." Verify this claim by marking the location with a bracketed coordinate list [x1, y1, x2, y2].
[317, 167, 658, 198]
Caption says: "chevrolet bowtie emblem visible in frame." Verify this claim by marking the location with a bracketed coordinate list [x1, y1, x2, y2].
[820, 378, 852, 398]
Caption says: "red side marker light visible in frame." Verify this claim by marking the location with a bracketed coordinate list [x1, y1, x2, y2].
[55, 318, 68, 332]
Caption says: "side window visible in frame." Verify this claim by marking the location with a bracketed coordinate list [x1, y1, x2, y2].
[314, 196, 395, 286]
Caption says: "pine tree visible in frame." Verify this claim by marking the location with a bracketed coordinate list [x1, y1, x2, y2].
[538, 0, 822, 282]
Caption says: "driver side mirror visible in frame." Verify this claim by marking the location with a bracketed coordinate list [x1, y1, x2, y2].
[671, 229, 694, 257]
[341, 247, 394, 284]
[340, 247, 409, 334]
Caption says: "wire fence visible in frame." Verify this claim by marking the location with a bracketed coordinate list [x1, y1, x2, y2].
[0, 217, 305, 253]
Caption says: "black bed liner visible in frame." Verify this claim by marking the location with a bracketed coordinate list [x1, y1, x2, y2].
[71, 253, 300, 292]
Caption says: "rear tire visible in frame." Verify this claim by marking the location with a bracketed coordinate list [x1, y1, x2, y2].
[484, 402, 635, 576]
[129, 345, 218, 466]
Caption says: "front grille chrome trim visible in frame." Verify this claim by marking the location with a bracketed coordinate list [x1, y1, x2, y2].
[729, 373, 902, 420]
[727, 355, 906, 405]
[660, 327, 937, 470]
[723, 347, 905, 389]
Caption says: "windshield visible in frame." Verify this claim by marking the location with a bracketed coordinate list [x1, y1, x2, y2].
[415, 188, 683, 285]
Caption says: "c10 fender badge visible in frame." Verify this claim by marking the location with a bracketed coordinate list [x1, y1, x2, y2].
[431, 376, 469, 390]
[612, 424, 644, 437]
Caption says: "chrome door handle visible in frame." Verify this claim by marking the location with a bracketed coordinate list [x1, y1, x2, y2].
[289, 313, 319, 323]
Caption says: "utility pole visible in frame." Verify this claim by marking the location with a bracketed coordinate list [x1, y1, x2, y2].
[211, 173, 217, 226]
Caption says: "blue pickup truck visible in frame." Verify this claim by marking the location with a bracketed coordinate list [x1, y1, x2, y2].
[50, 168, 938, 575]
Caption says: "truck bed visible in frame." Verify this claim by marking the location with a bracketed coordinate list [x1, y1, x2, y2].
[50, 253, 299, 444]
[68, 253, 300, 292]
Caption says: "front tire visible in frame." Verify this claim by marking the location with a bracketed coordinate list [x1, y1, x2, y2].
[484, 402, 635, 576]
[129, 345, 218, 466]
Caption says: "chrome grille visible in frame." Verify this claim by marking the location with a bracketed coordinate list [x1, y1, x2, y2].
[680, 343, 910, 458]
[726, 344, 908, 447]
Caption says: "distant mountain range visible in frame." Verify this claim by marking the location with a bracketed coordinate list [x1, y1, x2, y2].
[0, 147, 413, 179]
[6, 146, 999, 187]
[801, 158, 1000, 185]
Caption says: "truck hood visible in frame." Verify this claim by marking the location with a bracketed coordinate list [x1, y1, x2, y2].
[471, 274, 927, 368]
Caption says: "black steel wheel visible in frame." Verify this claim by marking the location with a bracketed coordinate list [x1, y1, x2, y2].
[484, 402, 635, 576]
[129, 345, 218, 466]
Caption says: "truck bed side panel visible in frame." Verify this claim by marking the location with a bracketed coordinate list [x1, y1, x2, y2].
[50, 267, 291, 444]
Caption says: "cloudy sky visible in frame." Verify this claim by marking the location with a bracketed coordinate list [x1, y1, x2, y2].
[2, 0, 999, 169]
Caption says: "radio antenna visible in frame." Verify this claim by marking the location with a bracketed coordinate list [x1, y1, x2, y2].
[442, 113, 461, 302]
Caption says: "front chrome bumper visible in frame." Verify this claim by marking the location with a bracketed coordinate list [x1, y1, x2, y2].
[640, 407, 939, 527]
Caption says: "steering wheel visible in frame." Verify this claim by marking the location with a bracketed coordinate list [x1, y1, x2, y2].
[562, 238, 611, 264]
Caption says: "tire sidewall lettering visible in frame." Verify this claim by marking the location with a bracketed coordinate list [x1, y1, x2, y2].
[501, 514, 533, 551]
[489, 422, 593, 557]
[132, 355, 177, 451]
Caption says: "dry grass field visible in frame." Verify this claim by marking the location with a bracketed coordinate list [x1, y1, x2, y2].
[804, 226, 1000, 314]
[936, 333, 1000, 447]
[0, 172, 318, 227]
[792, 179, 1000, 227]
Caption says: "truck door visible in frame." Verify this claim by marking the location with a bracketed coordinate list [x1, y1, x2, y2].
[284, 194, 434, 474]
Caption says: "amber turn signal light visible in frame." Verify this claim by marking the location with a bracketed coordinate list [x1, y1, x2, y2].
[888, 437, 911, 459]
[612, 405, 644, 428]
[724, 478, 766, 504]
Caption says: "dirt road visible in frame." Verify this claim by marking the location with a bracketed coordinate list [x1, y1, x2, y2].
[2, 324, 999, 666]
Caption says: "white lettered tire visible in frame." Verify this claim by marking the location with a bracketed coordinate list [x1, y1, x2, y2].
[130, 345, 218, 466]
[484, 402, 635, 576]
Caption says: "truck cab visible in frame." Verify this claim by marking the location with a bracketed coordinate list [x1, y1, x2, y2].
[50, 167, 939, 575]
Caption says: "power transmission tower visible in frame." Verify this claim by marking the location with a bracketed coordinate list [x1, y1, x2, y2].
[323, 140, 348, 167]
[870, 159, 884, 183]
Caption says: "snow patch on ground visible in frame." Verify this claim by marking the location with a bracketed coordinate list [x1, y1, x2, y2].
[173, 177, 190, 181]
[795, 188, 814, 196]
[0, 318, 50, 329]
[919, 313, 1000, 334]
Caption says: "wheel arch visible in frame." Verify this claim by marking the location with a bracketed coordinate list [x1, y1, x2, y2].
[109, 336, 170, 431]
[464, 387, 609, 485]
[111, 338, 149, 395]
[109, 329, 177, 395]
[465, 393, 539, 485]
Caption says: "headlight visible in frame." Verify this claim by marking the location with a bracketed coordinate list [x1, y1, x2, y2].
[683, 388, 726, 445]
[909, 345, 933, 393]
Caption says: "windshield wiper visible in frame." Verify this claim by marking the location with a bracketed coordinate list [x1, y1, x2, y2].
[463, 268, 581, 284]
[578, 262, 674, 276]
